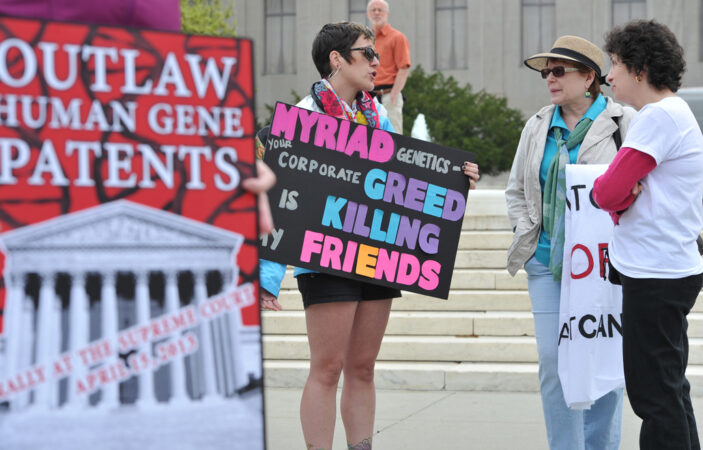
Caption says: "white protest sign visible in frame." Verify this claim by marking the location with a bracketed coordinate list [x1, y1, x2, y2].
[558, 164, 624, 409]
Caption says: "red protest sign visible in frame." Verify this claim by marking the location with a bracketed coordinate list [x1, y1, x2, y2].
[0, 16, 262, 433]
[0, 16, 259, 325]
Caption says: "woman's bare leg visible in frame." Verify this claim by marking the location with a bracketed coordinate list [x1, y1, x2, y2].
[340, 299, 392, 449]
[301, 301, 358, 449]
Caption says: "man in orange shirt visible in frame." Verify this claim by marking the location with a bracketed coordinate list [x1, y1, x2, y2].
[367, 0, 411, 134]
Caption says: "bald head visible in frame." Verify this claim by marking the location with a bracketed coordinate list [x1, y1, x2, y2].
[367, 0, 389, 31]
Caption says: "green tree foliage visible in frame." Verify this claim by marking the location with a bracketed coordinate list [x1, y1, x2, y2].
[402, 66, 524, 174]
[180, 0, 236, 37]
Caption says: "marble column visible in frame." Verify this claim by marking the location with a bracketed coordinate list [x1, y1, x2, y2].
[52, 294, 62, 409]
[134, 271, 156, 406]
[16, 295, 35, 409]
[100, 271, 119, 408]
[218, 270, 237, 395]
[164, 270, 187, 402]
[193, 270, 218, 399]
[4, 272, 24, 411]
[34, 271, 57, 409]
[224, 269, 248, 392]
[211, 309, 228, 395]
[67, 272, 89, 408]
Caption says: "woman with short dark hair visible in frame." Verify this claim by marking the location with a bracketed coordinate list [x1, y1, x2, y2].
[594, 19, 703, 450]
[260, 21, 479, 449]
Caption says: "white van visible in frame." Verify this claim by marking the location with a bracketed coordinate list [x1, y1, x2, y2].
[678, 87, 703, 132]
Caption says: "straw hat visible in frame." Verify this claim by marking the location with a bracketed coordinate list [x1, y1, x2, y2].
[524, 35, 608, 85]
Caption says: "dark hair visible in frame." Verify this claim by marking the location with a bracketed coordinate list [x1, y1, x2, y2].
[312, 22, 375, 78]
[546, 58, 602, 99]
[604, 19, 685, 92]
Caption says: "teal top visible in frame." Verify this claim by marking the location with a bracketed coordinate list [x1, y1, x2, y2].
[535, 94, 607, 267]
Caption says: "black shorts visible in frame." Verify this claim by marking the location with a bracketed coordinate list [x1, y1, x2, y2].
[296, 273, 401, 309]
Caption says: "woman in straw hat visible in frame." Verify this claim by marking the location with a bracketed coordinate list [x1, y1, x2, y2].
[505, 35, 635, 449]
[593, 20, 703, 450]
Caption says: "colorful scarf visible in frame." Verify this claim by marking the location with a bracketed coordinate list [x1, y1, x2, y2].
[255, 135, 266, 160]
[310, 78, 380, 128]
[543, 119, 594, 280]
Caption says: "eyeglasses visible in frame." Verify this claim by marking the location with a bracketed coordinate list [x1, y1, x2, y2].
[350, 47, 380, 63]
[540, 66, 580, 79]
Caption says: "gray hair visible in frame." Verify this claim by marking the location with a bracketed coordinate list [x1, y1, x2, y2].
[367, 0, 389, 12]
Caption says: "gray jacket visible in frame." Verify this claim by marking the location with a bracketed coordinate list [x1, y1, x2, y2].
[504, 97, 636, 276]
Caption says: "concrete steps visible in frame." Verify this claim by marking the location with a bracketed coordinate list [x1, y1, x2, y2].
[263, 310, 536, 336]
[263, 310, 703, 338]
[264, 335, 542, 362]
[273, 289, 703, 314]
[280, 269, 528, 291]
[263, 360, 703, 393]
[263, 332, 703, 365]
[277, 289, 533, 311]
[261, 190, 703, 394]
[459, 231, 513, 249]
[263, 360, 540, 391]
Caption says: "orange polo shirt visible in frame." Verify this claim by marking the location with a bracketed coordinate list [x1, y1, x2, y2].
[374, 23, 411, 87]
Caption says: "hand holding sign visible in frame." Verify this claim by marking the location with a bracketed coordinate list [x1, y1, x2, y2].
[242, 160, 277, 235]
[462, 161, 480, 189]
[260, 288, 282, 311]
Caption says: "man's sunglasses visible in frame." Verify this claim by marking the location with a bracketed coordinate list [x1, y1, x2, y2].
[540, 66, 580, 79]
[350, 47, 380, 62]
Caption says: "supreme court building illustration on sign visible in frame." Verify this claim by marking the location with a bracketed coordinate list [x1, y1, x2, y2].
[0, 200, 261, 409]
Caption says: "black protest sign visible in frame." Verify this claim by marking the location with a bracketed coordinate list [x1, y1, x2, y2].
[260, 102, 475, 299]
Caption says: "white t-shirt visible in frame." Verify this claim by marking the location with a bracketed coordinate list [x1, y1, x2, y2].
[610, 96, 703, 278]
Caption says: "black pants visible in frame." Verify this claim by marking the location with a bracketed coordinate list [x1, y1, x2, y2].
[620, 272, 703, 450]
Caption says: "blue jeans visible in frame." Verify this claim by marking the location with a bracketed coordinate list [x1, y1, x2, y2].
[525, 256, 623, 450]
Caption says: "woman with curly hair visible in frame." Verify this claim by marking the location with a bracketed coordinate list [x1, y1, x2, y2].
[593, 20, 703, 450]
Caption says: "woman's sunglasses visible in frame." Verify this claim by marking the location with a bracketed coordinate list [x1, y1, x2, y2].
[540, 66, 580, 79]
[350, 47, 380, 62]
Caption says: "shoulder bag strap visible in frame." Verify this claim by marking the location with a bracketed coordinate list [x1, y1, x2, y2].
[612, 116, 622, 150]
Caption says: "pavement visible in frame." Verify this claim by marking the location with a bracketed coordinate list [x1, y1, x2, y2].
[264, 387, 703, 449]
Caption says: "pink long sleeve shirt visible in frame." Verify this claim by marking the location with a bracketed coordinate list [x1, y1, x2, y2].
[592, 147, 657, 224]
